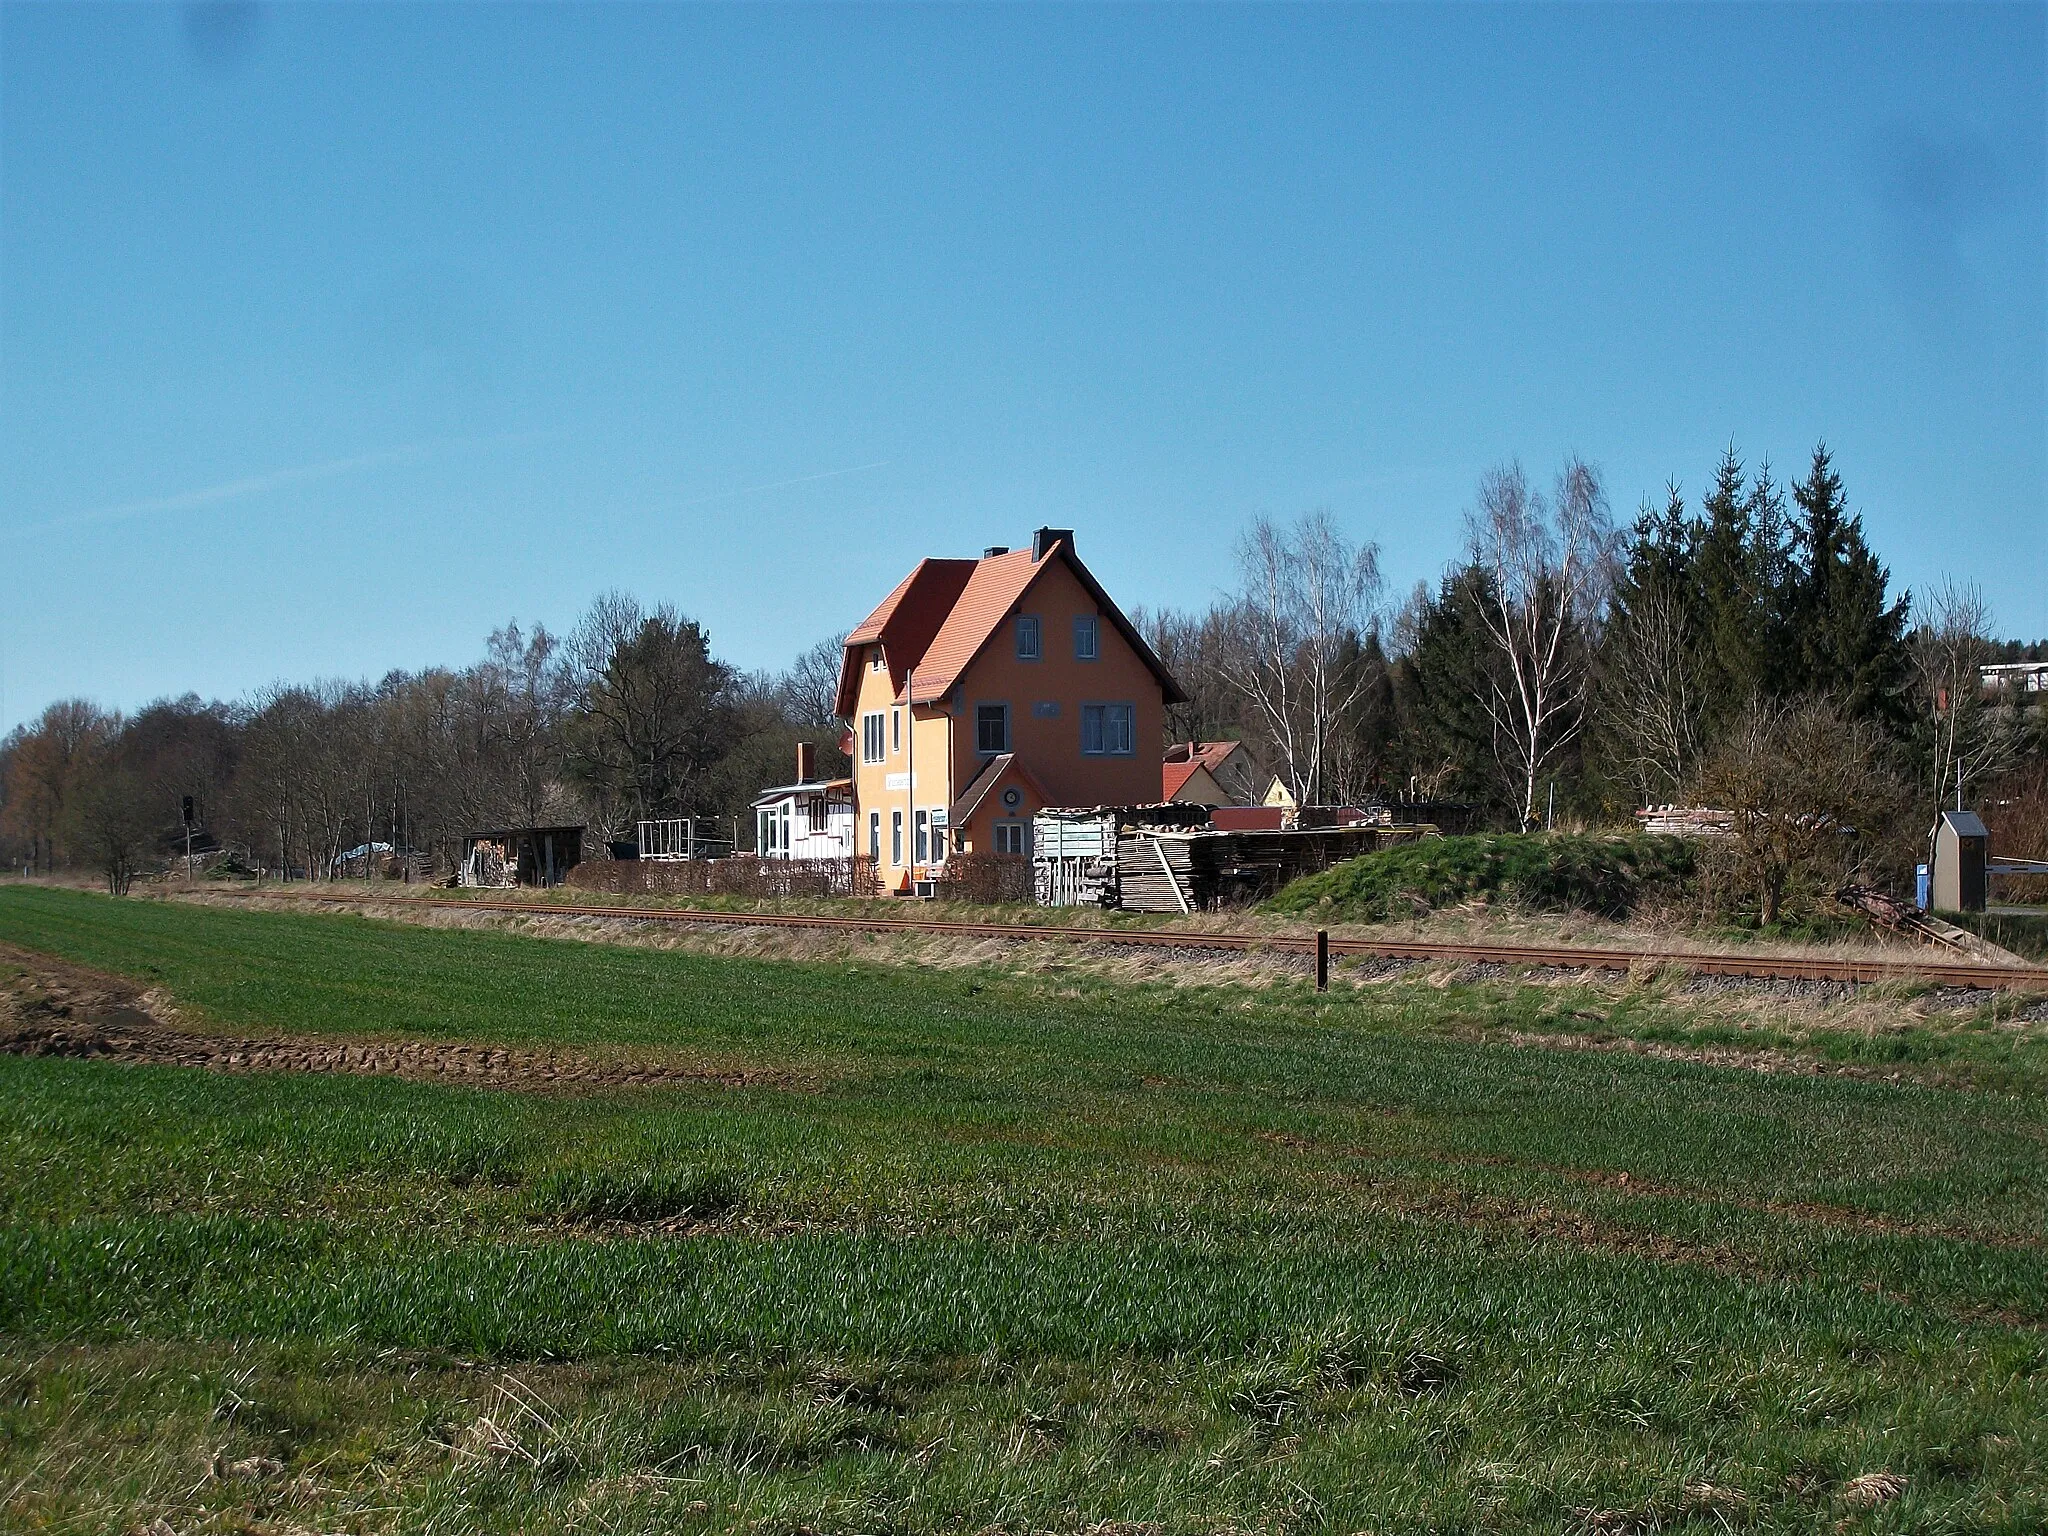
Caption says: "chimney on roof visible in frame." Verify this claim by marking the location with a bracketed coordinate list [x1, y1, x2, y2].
[796, 741, 815, 784]
[983, 545, 1009, 558]
[1032, 527, 1072, 561]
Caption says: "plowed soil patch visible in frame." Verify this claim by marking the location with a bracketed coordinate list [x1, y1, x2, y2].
[0, 942, 798, 1093]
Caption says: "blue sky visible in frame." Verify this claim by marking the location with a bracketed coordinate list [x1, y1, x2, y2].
[3, 2, 2043, 733]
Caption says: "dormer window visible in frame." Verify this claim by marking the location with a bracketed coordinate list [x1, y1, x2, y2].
[1015, 616, 1041, 661]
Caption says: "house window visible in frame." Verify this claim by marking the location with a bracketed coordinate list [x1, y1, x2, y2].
[892, 708, 901, 754]
[871, 647, 883, 671]
[862, 713, 885, 764]
[1081, 703, 1135, 756]
[869, 810, 880, 859]
[807, 795, 827, 833]
[1073, 616, 1098, 661]
[890, 810, 903, 866]
[993, 819, 1029, 856]
[1015, 615, 1041, 661]
[976, 703, 1010, 754]
[932, 819, 947, 862]
[915, 809, 929, 863]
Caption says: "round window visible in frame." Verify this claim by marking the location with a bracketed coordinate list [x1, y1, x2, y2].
[1002, 787, 1023, 809]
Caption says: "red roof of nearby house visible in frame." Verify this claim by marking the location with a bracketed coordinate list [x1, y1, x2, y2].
[836, 535, 1185, 717]
[1161, 760, 1204, 800]
[1165, 740, 1248, 772]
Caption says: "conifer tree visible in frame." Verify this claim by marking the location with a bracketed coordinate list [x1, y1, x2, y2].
[1691, 448, 1765, 731]
[1741, 458, 1796, 696]
[1787, 443, 1911, 723]
[1391, 568, 1502, 812]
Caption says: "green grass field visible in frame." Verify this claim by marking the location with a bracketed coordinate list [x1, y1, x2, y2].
[1, 885, 2044, 1533]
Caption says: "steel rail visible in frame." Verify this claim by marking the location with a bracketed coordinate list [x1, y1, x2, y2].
[207, 889, 2048, 991]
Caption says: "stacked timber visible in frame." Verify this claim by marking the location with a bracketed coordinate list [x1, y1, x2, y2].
[1035, 804, 1209, 907]
[1117, 830, 1198, 913]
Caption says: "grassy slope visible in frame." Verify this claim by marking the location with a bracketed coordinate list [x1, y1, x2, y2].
[1, 885, 2045, 1533]
[1264, 832, 1696, 922]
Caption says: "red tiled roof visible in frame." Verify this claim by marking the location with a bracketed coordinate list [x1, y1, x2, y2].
[906, 547, 1045, 703]
[834, 558, 978, 718]
[1161, 760, 1204, 800]
[839, 536, 1184, 715]
[1188, 741, 1244, 772]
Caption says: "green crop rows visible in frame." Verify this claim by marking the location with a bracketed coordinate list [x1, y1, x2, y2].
[0, 886, 2043, 1532]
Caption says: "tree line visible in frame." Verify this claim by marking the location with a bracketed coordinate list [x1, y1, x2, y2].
[0, 595, 849, 892]
[1140, 442, 2044, 918]
[6, 440, 2044, 918]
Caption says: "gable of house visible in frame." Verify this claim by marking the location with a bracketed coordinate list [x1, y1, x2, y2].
[1164, 740, 1263, 805]
[1162, 760, 1228, 806]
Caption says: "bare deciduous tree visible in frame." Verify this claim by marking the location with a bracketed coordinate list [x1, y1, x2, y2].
[1464, 458, 1615, 829]
[61, 759, 156, 895]
[779, 633, 850, 729]
[1691, 696, 1909, 925]
[1221, 511, 1384, 807]
[1605, 579, 1703, 804]
[1915, 580, 2023, 821]
[1131, 605, 1250, 749]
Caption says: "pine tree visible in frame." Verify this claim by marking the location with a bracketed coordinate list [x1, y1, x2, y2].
[1691, 447, 1765, 731]
[1390, 568, 1503, 814]
[1741, 458, 1797, 697]
[1788, 443, 1911, 724]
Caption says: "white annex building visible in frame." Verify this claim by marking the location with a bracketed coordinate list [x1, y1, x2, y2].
[752, 743, 856, 860]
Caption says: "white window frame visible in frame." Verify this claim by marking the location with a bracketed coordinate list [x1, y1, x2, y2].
[993, 819, 1029, 856]
[862, 713, 885, 764]
[1015, 615, 1041, 661]
[1073, 615, 1099, 661]
[891, 810, 903, 866]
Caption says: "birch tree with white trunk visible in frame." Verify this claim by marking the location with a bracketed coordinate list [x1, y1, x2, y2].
[1221, 511, 1384, 808]
[1463, 458, 1616, 830]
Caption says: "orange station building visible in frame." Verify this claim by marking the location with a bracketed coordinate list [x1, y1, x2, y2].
[834, 528, 1185, 890]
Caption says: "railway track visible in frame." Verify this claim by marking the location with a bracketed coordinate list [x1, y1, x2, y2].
[208, 888, 2048, 992]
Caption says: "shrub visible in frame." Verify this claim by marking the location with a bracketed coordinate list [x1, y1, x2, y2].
[931, 853, 1034, 905]
[1688, 698, 1912, 926]
[1262, 832, 1695, 923]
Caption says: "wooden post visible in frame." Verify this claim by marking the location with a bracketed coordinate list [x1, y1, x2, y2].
[1316, 929, 1329, 992]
